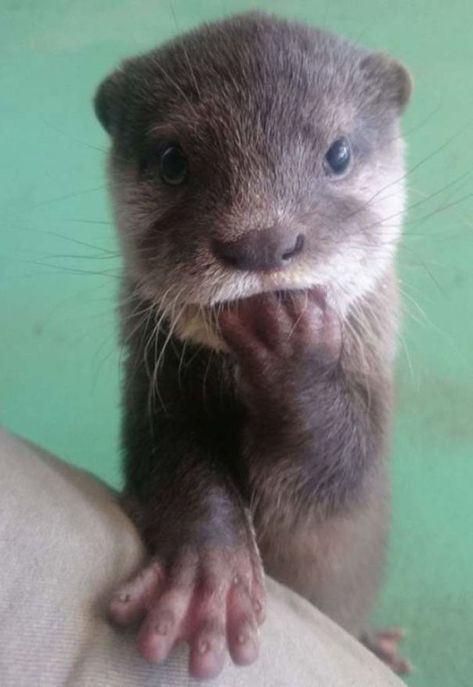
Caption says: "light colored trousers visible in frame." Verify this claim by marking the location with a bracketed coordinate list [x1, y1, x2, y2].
[0, 429, 403, 687]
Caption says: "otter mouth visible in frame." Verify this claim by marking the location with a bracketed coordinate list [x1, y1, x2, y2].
[203, 262, 330, 310]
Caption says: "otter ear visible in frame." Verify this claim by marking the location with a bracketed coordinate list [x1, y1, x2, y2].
[360, 52, 412, 115]
[94, 70, 124, 135]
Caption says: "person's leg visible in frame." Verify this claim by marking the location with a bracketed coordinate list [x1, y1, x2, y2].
[0, 428, 402, 686]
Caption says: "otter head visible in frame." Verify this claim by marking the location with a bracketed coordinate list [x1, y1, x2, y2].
[95, 12, 411, 346]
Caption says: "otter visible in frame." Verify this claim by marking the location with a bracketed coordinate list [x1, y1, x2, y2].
[94, 11, 412, 679]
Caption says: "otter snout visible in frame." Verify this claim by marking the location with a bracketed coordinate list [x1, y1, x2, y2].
[214, 227, 305, 272]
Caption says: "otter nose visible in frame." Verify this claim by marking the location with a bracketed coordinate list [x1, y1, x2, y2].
[214, 227, 305, 272]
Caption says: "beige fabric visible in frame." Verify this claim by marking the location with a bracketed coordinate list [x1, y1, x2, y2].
[0, 428, 403, 687]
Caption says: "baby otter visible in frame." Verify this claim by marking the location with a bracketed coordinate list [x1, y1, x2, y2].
[94, 11, 412, 679]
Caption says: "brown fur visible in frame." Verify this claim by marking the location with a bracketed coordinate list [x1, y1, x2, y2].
[94, 12, 411, 679]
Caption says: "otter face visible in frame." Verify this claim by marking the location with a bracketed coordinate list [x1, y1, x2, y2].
[95, 12, 411, 340]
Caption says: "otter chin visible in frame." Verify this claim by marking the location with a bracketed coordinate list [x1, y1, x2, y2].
[96, 11, 412, 679]
[172, 284, 329, 351]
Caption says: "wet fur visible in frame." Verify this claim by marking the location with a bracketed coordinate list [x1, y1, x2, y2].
[95, 10, 411, 671]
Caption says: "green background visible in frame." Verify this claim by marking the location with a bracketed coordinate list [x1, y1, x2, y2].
[1, 1, 472, 685]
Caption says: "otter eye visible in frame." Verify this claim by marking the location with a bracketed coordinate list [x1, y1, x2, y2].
[159, 144, 188, 185]
[324, 137, 351, 176]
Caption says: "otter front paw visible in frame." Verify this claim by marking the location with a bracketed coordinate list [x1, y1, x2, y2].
[219, 288, 342, 416]
[109, 546, 265, 679]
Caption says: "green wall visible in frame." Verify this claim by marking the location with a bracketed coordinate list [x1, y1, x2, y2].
[1, 2, 472, 685]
